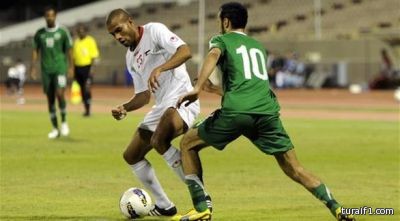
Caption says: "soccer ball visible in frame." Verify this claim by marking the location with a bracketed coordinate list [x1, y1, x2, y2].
[119, 187, 153, 219]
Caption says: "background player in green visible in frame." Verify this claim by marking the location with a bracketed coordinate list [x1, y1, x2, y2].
[174, 2, 355, 221]
[30, 6, 73, 139]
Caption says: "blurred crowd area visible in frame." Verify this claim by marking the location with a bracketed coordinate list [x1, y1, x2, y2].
[267, 49, 400, 90]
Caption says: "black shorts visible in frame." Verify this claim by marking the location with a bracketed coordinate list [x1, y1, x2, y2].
[74, 65, 92, 85]
[6, 78, 21, 89]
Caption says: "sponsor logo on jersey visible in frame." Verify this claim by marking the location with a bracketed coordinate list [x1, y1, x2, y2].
[136, 54, 143, 69]
[45, 38, 55, 48]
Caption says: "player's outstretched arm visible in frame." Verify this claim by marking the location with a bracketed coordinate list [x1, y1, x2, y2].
[203, 79, 223, 96]
[67, 48, 74, 79]
[30, 49, 38, 80]
[148, 45, 192, 92]
[111, 90, 151, 120]
[177, 48, 221, 108]
[193, 47, 221, 92]
[122, 90, 151, 112]
[176, 89, 199, 108]
[193, 78, 223, 96]
[159, 44, 191, 71]
[111, 105, 127, 120]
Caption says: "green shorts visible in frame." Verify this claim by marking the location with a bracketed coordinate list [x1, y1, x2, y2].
[41, 73, 67, 94]
[197, 110, 294, 155]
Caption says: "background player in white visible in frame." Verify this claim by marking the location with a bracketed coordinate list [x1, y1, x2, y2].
[106, 9, 200, 217]
[5, 58, 26, 104]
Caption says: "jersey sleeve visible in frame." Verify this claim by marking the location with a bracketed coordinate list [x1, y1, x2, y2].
[149, 23, 186, 54]
[209, 35, 226, 57]
[61, 27, 73, 50]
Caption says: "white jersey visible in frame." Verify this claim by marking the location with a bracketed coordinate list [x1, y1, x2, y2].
[126, 22, 193, 106]
[7, 63, 26, 82]
[125, 22, 200, 132]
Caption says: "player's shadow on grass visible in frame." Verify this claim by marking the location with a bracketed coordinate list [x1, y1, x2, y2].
[0, 216, 166, 220]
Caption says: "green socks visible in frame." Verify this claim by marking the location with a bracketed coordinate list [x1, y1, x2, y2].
[312, 183, 341, 216]
[48, 103, 58, 129]
[59, 99, 67, 122]
[60, 109, 66, 123]
[185, 175, 208, 212]
[50, 112, 58, 128]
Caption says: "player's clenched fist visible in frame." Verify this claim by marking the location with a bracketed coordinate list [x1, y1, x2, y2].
[112, 105, 127, 120]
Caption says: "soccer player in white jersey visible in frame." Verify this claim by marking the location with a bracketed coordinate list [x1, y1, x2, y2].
[106, 9, 201, 217]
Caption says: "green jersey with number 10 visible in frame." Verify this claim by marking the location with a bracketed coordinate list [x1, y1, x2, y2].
[209, 31, 280, 114]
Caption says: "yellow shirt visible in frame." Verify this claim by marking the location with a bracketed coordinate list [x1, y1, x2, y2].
[73, 35, 99, 66]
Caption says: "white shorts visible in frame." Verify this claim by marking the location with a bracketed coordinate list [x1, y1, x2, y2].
[139, 100, 200, 132]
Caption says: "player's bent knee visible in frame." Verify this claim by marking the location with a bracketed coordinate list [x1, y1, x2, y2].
[180, 128, 203, 151]
[149, 135, 158, 149]
[149, 135, 169, 154]
[122, 150, 134, 164]
[179, 135, 189, 151]
[180, 134, 195, 152]
[123, 149, 142, 165]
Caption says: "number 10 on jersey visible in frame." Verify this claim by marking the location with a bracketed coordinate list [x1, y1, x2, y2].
[236, 45, 268, 80]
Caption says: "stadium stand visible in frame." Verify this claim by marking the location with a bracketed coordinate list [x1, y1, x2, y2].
[1, 0, 399, 86]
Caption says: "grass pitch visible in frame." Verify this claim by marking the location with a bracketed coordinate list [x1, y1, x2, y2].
[1, 110, 399, 220]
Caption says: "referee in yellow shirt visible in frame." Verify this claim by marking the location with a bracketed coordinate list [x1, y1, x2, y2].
[73, 24, 99, 117]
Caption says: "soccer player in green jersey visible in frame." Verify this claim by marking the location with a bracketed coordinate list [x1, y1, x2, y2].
[30, 6, 73, 139]
[174, 2, 355, 221]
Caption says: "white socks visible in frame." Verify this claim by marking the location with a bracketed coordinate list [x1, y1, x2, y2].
[162, 146, 185, 182]
[130, 147, 183, 208]
[131, 159, 173, 208]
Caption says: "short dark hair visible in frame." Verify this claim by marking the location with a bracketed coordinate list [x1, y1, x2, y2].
[44, 6, 57, 15]
[106, 8, 131, 26]
[219, 2, 248, 29]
